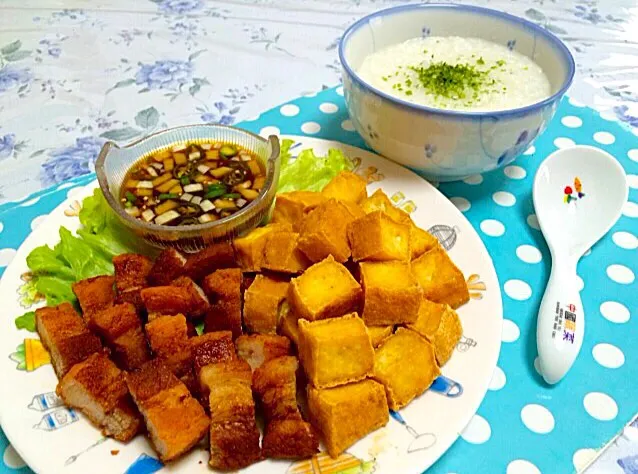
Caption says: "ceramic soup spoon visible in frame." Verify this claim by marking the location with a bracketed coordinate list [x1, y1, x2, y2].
[533, 145, 628, 385]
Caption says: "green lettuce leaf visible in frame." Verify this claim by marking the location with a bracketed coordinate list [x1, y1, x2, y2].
[278, 145, 354, 193]
[58, 227, 114, 280]
[15, 311, 36, 332]
[35, 275, 78, 306]
[26, 245, 75, 280]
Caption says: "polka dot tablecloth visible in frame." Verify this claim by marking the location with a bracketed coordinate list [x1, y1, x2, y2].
[0, 87, 636, 474]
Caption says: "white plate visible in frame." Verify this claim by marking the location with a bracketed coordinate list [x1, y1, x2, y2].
[0, 136, 502, 474]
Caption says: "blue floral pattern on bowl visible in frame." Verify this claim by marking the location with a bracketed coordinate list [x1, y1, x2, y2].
[424, 144, 437, 159]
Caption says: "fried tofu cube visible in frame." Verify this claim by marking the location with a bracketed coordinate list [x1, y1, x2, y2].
[149, 248, 187, 286]
[373, 328, 440, 410]
[57, 353, 141, 442]
[307, 379, 388, 458]
[321, 171, 368, 204]
[183, 242, 236, 282]
[411, 246, 469, 308]
[405, 298, 447, 340]
[236, 334, 292, 371]
[253, 356, 319, 459]
[126, 360, 209, 463]
[360, 261, 422, 325]
[145, 314, 192, 377]
[233, 223, 292, 272]
[89, 303, 150, 370]
[191, 331, 236, 376]
[271, 191, 328, 231]
[297, 199, 359, 263]
[278, 304, 301, 347]
[171, 276, 209, 317]
[202, 268, 243, 339]
[366, 325, 393, 348]
[262, 231, 311, 274]
[72, 275, 115, 319]
[288, 256, 362, 322]
[431, 306, 462, 366]
[409, 225, 439, 260]
[35, 302, 103, 379]
[243, 274, 289, 334]
[298, 314, 374, 388]
[112, 253, 153, 293]
[348, 211, 410, 262]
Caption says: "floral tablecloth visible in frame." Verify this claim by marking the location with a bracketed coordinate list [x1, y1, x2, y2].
[0, 0, 637, 472]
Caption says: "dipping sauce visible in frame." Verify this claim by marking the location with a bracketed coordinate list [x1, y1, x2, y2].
[357, 36, 551, 112]
[121, 141, 265, 226]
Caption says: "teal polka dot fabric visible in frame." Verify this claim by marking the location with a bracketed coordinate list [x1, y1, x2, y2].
[0, 87, 636, 473]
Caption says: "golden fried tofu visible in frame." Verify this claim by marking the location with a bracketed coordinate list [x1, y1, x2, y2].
[405, 298, 447, 340]
[243, 274, 289, 334]
[278, 304, 301, 347]
[366, 325, 393, 348]
[89, 303, 150, 370]
[126, 360, 209, 463]
[145, 314, 192, 377]
[298, 314, 374, 388]
[409, 225, 439, 260]
[348, 211, 410, 262]
[271, 191, 328, 231]
[113, 253, 152, 292]
[57, 353, 141, 442]
[262, 231, 311, 274]
[140, 286, 195, 316]
[35, 302, 103, 379]
[411, 246, 469, 308]
[149, 248, 187, 286]
[373, 328, 440, 410]
[72, 275, 115, 319]
[307, 379, 388, 458]
[233, 223, 292, 272]
[253, 356, 318, 459]
[171, 276, 209, 317]
[202, 268, 243, 339]
[236, 334, 292, 371]
[288, 256, 362, 321]
[184, 242, 236, 282]
[431, 306, 462, 366]
[360, 261, 422, 325]
[321, 171, 368, 204]
[191, 331, 236, 376]
[298, 199, 358, 263]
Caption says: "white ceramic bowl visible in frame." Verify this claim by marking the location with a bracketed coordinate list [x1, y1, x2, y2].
[339, 4, 575, 182]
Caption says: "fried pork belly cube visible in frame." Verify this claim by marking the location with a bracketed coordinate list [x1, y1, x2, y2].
[243, 274, 289, 334]
[171, 276, 209, 317]
[202, 268, 243, 339]
[262, 231, 311, 274]
[140, 286, 195, 317]
[278, 304, 301, 347]
[113, 253, 152, 292]
[253, 356, 318, 459]
[360, 189, 437, 259]
[145, 314, 192, 377]
[89, 303, 150, 370]
[366, 325, 393, 348]
[191, 331, 236, 377]
[321, 171, 368, 204]
[373, 328, 440, 410]
[298, 314, 374, 389]
[288, 256, 361, 322]
[233, 223, 292, 272]
[411, 246, 469, 308]
[57, 353, 141, 442]
[126, 360, 209, 463]
[405, 298, 447, 340]
[236, 334, 292, 371]
[431, 306, 462, 366]
[149, 247, 187, 286]
[297, 199, 358, 263]
[360, 261, 422, 325]
[271, 191, 328, 231]
[35, 302, 103, 379]
[72, 275, 115, 319]
[348, 211, 410, 262]
[183, 242, 236, 282]
[307, 379, 388, 458]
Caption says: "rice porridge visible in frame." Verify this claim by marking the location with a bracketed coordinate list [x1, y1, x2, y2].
[357, 36, 551, 112]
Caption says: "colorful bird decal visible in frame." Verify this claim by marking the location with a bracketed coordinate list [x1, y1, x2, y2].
[563, 177, 585, 204]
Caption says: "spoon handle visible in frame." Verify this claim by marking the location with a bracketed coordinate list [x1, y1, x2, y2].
[536, 256, 584, 384]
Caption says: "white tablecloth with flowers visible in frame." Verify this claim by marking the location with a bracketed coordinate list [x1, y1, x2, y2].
[0, 0, 637, 472]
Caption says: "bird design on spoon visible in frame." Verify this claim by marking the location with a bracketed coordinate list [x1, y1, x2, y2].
[563, 177, 585, 204]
